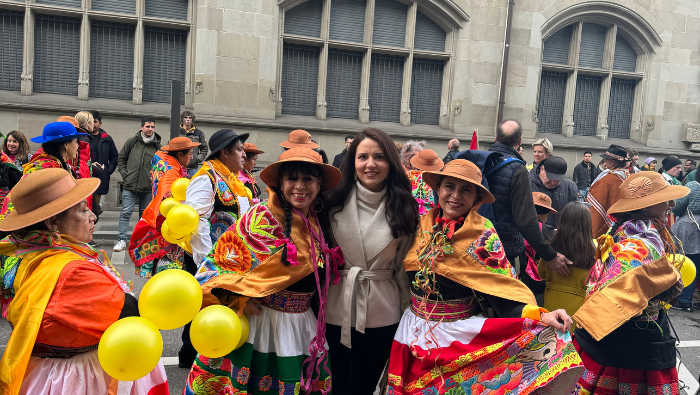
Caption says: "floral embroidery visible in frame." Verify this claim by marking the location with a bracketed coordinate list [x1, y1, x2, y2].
[236, 367, 250, 384]
[236, 204, 285, 255]
[470, 362, 523, 395]
[468, 220, 517, 278]
[408, 170, 437, 215]
[259, 375, 272, 391]
[214, 232, 252, 273]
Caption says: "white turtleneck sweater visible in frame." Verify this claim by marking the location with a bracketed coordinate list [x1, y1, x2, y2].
[355, 181, 386, 239]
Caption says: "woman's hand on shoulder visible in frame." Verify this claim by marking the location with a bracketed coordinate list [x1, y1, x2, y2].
[540, 309, 572, 332]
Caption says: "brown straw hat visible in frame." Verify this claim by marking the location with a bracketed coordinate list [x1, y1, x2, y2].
[260, 147, 340, 191]
[0, 168, 100, 231]
[243, 142, 264, 154]
[279, 130, 319, 149]
[608, 172, 689, 215]
[161, 136, 201, 152]
[422, 159, 495, 204]
[532, 192, 558, 214]
[56, 116, 79, 128]
[410, 149, 444, 172]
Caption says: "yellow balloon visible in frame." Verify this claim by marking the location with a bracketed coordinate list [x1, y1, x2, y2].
[98, 317, 163, 381]
[160, 198, 181, 217]
[190, 305, 242, 358]
[161, 221, 186, 243]
[139, 270, 203, 330]
[668, 254, 697, 288]
[166, 204, 199, 235]
[235, 315, 249, 350]
[180, 238, 193, 254]
[171, 178, 190, 201]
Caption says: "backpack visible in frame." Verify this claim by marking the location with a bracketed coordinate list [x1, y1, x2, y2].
[454, 150, 525, 223]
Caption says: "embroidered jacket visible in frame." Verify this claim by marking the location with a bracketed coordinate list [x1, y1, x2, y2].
[407, 170, 437, 215]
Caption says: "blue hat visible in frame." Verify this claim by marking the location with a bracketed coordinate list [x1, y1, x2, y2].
[31, 122, 88, 144]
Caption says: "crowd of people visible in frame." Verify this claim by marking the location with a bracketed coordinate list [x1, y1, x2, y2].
[0, 113, 696, 395]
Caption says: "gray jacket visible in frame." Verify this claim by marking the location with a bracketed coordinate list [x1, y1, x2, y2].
[529, 162, 578, 227]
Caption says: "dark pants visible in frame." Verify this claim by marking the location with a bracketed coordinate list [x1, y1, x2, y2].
[326, 323, 399, 395]
[679, 254, 700, 305]
[179, 253, 199, 366]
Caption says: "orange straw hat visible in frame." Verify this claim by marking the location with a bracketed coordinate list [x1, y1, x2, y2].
[410, 149, 444, 172]
[279, 130, 319, 149]
[0, 168, 100, 231]
[608, 172, 689, 215]
[56, 116, 80, 128]
[260, 147, 340, 192]
[422, 159, 495, 204]
[532, 192, 558, 214]
[243, 142, 264, 154]
[161, 136, 201, 151]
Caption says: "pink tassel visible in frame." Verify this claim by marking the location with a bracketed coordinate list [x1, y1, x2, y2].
[325, 246, 344, 285]
[286, 240, 299, 265]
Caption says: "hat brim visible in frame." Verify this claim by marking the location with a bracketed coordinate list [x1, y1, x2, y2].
[599, 153, 629, 161]
[162, 142, 201, 151]
[31, 133, 89, 144]
[279, 141, 320, 149]
[410, 155, 444, 172]
[534, 202, 558, 214]
[545, 171, 566, 181]
[260, 157, 341, 192]
[608, 185, 689, 215]
[0, 177, 101, 231]
[205, 133, 250, 161]
[422, 171, 495, 205]
[244, 148, 265, 154]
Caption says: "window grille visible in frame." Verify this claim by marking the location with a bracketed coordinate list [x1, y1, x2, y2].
[0, 9, 23, 92]
[145, 0, 188, 21]
[372, 0, 407, 47]
[329, 0, 365, 43]
[143, 26, 187, 103]
[578, 23, 606, 69]
[573, 74, 602, 136]
[284, 0, 322, 38]
[542, 25, 571, 65]
[414, 11, 445, 52]
[607, 78, 635, 139]
[281, 43, 320, 116]
[537, 71, 567, 134]
[410, 58, 443, 125]
[613, 34, 637, 72]
[34, 14, 81, 96]
[90, 21, 135, 100]
[92, 0, 136, 15]
[326, 48, 363, 119]
[36, 0, 81, 8]
[368, 53, 404, 122]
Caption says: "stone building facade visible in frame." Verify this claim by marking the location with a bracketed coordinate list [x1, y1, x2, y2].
[0, 0, 698, 207]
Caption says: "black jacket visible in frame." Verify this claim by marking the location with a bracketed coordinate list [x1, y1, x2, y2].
[529, 162, 579, 227]
[86, 129, 119, 195]
[572, 160, 599, 190]
[178, 125, 208, 169]
[443, 149, 459, 165]
[332, 148, 347, 168]
[487, 142, 556, 261]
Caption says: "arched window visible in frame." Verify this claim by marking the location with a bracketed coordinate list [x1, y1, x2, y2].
[280, 0, 454, 127]
[537, 21, 643, 139]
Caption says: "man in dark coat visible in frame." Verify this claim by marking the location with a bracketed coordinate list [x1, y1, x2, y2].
[529, 156, 578, 227]
[332, 135, 355, 168]
[572, 151, 598, 201]
[442, 138, 460, 164]
[487, 119, 573, 275]
[88, 110, 119, 219]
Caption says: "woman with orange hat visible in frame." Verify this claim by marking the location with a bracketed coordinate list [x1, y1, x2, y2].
[572, 172, 688, 395]
[183, 147, 342, 394]
[238, 142, 265, 203]
[129, 136, 199, 278]
[0, 169, 167, 394]
[385, 159, 584, 395]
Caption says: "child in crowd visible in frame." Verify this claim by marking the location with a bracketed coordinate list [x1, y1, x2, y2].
[538, 201, 596, 331]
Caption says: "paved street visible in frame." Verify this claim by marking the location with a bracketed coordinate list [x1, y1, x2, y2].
[1, 211, 700, 394]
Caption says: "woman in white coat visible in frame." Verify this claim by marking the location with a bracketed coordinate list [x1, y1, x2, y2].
[324, 128, 419, 395]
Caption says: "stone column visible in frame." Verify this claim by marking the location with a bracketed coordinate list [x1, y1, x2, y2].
[440, 29, 456, 130]
[133, 20, 144, 104]
[78, 12, 91, 100]
[358, 0, 375, 124]
[20, 6, 34, 96]
[595, 25, 616, 140]
[561, 22, 581, 137]
[315, 0, 331, 120]
[184, 25, 194, 108]
[630, 53, 649, 143]
[399, 2, 417, 126]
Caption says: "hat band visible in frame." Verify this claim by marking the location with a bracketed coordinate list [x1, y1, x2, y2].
[605, 151, 628, 161]
[14, 175, 76, 214]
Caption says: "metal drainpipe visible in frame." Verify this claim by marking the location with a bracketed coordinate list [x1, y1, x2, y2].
[497, 0, 516, 125]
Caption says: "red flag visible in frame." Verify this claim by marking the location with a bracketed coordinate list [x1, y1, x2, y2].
[469, 130, 478, 150]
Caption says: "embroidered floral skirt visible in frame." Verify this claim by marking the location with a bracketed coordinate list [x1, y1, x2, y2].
[182, 306, 331, 395]
[385, 308, 584, 395]
[129, 219, 183, 278]
[572, 339, 679, 395]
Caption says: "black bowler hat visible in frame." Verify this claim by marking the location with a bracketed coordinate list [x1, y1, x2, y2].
[205, 129, 249, 161]
[542, 156, 567, 181]
[600, 144, 629, 161]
